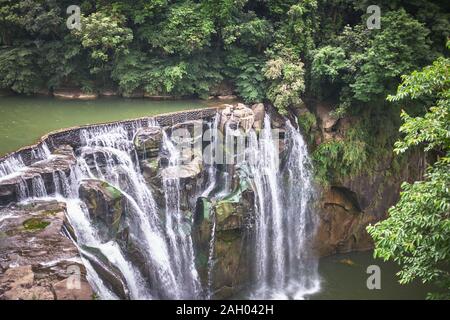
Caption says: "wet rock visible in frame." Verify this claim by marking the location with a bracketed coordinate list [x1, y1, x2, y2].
[81, 245, 129, 299]
[0, 146, 76, 206]
[79, 179, 126, 241]
[0, 200, 93, 300]
[219, 104, 255, 134]
[251, 103, 265, 131]
[192, 175, 254, 299]
[133, 126, 162, 160]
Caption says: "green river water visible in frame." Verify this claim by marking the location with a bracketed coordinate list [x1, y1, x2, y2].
[0, 96, 210, 156]
[0, 97, 431, 299]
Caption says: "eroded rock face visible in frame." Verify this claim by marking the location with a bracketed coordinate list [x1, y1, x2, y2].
[314, 187, 378, 256]
[220, 104, 255, 134]
[251, 103, 265, 131]
[133, 126, 162, 160]
[193, 175, 254, 299]
[0, 200, 93, 300]
[79, 179, 126, 241]
[311, 99, 427, 256]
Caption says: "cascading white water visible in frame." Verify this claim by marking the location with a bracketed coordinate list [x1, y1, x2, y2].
[202, 115, 219, 198]
[0, 155, 25, 179]
[161, 131, 202, 299]
[247, 115, 320, 299]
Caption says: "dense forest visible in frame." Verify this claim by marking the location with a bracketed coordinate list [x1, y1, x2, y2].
[0, 0, 449, 299]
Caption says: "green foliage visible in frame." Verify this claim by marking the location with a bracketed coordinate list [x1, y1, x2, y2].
[368, 49, 450, 299]
[73, 11, 133, 75]
[112, 49, 223, 97]
[264, 47, 305, 115]
[222, 13, 273, 49]
[312, 124, 368, 184]
[311, 46, 347, 83]
[225, 49, 266, 103]
[297, 111, 317, 137]
[0, 0, 447, 107]
[139, 1, 215, 55]
[351, 10, 431, 102]
[0, 46, 41, 93]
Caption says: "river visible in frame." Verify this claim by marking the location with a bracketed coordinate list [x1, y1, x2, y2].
[0, 96, 211, 156]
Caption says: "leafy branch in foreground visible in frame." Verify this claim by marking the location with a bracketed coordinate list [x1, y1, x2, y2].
[367, 46, 450, 299]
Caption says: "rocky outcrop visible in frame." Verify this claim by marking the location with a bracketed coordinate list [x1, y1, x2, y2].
[311, 101, 426, 256]
[251, 103, 265, 131]
[219, 103, 255, 134]
[133, 126, 162, 160]
[0, 145, 76, 206]
[193, 173, 254, 299]
[53, 89, 98, 100]
[79, 179, 127, 242]
[0, 200, 94, 300]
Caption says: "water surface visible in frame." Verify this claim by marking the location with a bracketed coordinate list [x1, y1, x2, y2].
[311, 251, 433, 300]
[0, 96, 210, 156]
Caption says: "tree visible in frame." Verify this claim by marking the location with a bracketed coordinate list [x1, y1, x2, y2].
[367, 44, 450, 299]
[73, 11, 133, 79]
[264, 47, 306, 115]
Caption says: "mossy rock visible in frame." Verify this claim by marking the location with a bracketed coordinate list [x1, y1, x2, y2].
[22, 218, 50, 231]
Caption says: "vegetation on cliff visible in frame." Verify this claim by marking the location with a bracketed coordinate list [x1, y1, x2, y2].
[368, 43, 450, 299]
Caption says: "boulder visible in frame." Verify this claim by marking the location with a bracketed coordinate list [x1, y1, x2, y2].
[79, 179, 126, 241]
[53, 89, 98, 100]
[192, 174, 254, 299]
[219, 104, 255, 134]
[251, 103, 265, 131]
[133, 126, 162, 160]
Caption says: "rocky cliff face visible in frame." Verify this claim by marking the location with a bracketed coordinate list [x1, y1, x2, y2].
[301, 102, 426, 257]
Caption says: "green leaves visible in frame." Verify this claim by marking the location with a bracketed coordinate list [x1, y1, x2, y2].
[73, 11, 132, 75]
[264, 48, 305, 115]
[139, 1, 215, 55]
[368, 48, 450, 299]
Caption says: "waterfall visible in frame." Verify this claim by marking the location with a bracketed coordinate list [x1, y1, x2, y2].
[248, 115, 320, 299]
[202, 115, 219, 197]
[1, 110, 320, 300]
[161, 131, 202, 299]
